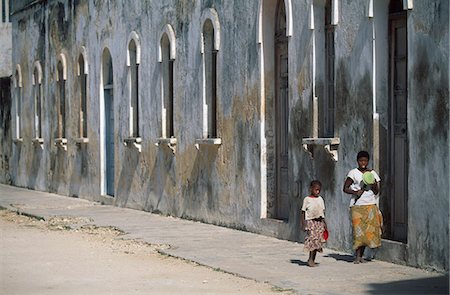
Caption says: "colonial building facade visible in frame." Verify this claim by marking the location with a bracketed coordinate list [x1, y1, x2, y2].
[5, 0, 449, 271]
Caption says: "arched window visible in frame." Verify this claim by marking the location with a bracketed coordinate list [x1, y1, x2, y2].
[194, 8, 222, 148]
[56, 53, 67, 139]
[32, 61, 43, 140]
[202, 20, 217, 138]
[323, 0, 335, 137]
[159, 25, 176, 139]
[14, 65, 22, 140]
[77, 48, 88, 139]
[127, 32, 140, 138]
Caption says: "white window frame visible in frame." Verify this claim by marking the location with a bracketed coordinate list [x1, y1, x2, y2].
[13, 64, 23, 143]
[195, 8, 222, 148]
[156, 24, 177, 152]
[32, 61, 44, 147]
[124, 31, 142, 151]
[75, 46, 89, 145]
[55, 52, 68, 150]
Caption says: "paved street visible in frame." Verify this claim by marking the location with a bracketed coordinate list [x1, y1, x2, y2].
[0, 184, 448, 294]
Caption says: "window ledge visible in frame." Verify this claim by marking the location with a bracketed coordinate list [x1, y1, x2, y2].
[302, 137, 340, 145]
[75, 137, 89, 145]
[55, 138, 68, 150]
[123, 137, 142, 152]
[32, 138, 44, 145]
[155, 137, 177, 154]
[13, 138, 24, 144]
[156, 137, 177, 145]
[302, 137, 340, 161]
[195, 138, 222, 149]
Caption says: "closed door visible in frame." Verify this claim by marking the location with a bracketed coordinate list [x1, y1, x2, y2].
[104, 86, 115, 197]
[275, 0, 289, 220]
[389, 16, 408, 242]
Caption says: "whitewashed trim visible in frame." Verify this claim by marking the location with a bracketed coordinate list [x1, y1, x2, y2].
[403, 0, 413, 10]
[77, 46, 89, 75]
[15, 64, 22, 88]
[257, 0, 293, 44]
[32, 61, 43, 85]
[367, 0, 374, 18]
[127, 31, 141, 66]
[200, 8, 221, 53]
[331, 0, 339, 25]
[158, 24, 176, 62]
[56, 52, 68, 81]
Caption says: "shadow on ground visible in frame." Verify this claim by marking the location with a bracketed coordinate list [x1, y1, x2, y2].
[323, 253, 355, 263]
[290, 259, 322, 267]
[290, 259, 308, 267]
[366, 275, 449, 294]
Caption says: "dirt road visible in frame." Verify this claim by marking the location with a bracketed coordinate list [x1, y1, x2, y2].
[0, 210, 293, 294]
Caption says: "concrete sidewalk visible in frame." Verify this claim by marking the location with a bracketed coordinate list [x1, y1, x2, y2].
[0, 184, 448, 294]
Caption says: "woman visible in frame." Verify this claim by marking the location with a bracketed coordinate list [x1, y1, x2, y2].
[343, 151, 382, 264]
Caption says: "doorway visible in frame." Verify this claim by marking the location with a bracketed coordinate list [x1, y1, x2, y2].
[388, 1, 408, 242]
[274, 0, 289, 220]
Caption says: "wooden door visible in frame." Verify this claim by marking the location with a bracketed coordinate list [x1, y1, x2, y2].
[104, 85, 115, 197]
[275, 0, 289, 220]
[389, 15, 408, 242]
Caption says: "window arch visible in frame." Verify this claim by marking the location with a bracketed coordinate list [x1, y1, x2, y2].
[14, 64, 22, 140]
[200, 8, 220, 139]
[77, 46, 89, 139]
[256, 0, 293, 44]
[56, 53, 67, 139]
[127, 31, 141, 138]
[159, 24, 176, 139]
[32, 61, 43, 140]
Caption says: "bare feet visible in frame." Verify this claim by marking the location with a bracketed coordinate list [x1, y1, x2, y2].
[307, 260, 316, 267]
[353, 257, 367, 264]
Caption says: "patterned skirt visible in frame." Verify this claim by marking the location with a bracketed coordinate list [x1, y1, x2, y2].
[351, 204, 382, 249]
[304, 219, 326, 252]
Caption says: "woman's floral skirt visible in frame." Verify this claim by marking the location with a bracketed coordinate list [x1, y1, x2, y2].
[351, 204, 382, 249]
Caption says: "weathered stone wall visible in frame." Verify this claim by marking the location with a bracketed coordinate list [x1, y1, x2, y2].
[7, 0, 449, 271]
[0, 23, 12, 77]
[0, 2, 12, 184]
[406, 0, 449, 272]
[0, 78, 11, 184]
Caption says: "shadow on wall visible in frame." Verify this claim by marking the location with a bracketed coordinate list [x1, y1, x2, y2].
[27, 146, 42, 189]
[115, 147, 141, 207]
[10, 144, 20, 185]
[49, 148, 68, 193]
[181, 145, 219, 219]
[69, 145, 89, 198]
[145, 146, 176, 213]
[366, 275, 449, 295]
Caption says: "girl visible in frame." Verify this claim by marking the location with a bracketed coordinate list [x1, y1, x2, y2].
[301, 180, 327, 267]
[343, 150, 382, 264]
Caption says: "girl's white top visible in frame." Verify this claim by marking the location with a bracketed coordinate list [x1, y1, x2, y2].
[347, 168, 381, 207]
[302, 196, 325, 220]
